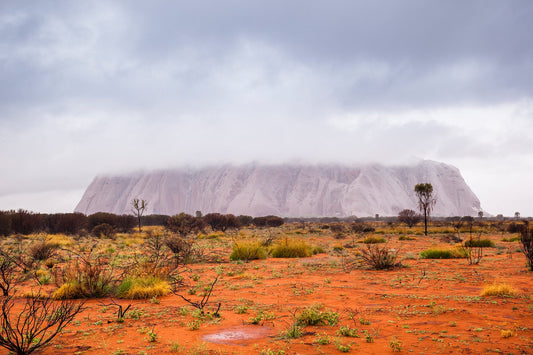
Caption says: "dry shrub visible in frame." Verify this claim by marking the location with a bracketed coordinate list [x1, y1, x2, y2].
[29, 240, 59, 261]
[360, 244, 400, 270]
[164, 235, 201, 265]
[439, 234, 462, 243]
[480, 282, 518, 297]
[53, 246, 115, 299]
[92, 223, 116, 238]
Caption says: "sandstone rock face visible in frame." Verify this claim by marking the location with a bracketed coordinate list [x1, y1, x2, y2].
[74, 161, 482, 217]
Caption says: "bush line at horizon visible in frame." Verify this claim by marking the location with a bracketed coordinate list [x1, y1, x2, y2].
[2, 207, 530, 237]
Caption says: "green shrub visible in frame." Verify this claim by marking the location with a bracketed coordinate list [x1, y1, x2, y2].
[280, 322, 304, 339]
[337, 325, 359, 337]
[358, 236, 386, 244]
[314, 333, 331, 345]
[296, 305, 339, 326]
[116, 276, 170, 299]
[419, 247, 467, 259]
[502, 236, 520, 242]
[398, 235, 416, 241]
[464, 239, 495, 248]
[271, 238, 311, 258]
[229, 242, 267, 261]
[312, 246, 325, 254]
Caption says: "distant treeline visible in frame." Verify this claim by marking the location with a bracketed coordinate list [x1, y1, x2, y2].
[0, 210, 284, 236]
[0, 209, 528, 237]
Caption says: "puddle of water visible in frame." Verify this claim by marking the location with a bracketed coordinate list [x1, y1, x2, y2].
[202, 325, 273, 345]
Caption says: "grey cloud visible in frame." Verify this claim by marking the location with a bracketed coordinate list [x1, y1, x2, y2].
[1, 1, 533, 215]
[1, 1, 532, 117]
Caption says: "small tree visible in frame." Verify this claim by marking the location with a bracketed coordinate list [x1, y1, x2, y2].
[520, 221, 533, 271]
[398, 209, 421, 228]
[166, 213, 205, 237]
[203, 213, 239, 232]
[414, 183, 437, 236]
[132, 198, 148, 233]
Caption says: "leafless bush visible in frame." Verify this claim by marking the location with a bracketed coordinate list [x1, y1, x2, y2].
[0, 254, 16, 296]
[174, 276, 220, 316]
[0, 294, 84, 354]
[461, 234, 483, 265]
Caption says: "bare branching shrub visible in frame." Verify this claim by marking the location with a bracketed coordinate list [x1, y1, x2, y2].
[0, 254, 16, 296]
[458, 217, 485, 265]
[174, 277, 220, 316]
[0, 294, 84, 354]
[359, 244, 401, 270]
[144, 231, 171, 268]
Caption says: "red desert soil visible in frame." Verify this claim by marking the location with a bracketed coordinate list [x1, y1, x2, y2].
[5, 231, 533, 355]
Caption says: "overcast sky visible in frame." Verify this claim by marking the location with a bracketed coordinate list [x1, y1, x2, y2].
[1, 1, 532, 216]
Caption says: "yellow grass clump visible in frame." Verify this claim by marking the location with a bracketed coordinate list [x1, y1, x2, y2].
[46, 233, 75, 247]
[480, 282, 518, 297]
[21, 290, 49, 299]
[197, 231, 226, 239]
[271, 238, 311, 258]
[116, 276, 171, 299]
[53, 281, 85, 300]
[501, 330, 514, 338]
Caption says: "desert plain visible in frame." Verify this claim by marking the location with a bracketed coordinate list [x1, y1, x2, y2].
[1, 221, 532, 355]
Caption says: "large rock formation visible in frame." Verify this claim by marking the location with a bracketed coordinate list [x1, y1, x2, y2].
[74, 161, 482, 217]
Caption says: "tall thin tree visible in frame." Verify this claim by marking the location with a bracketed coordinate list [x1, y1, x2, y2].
[414, 183, 437, 236]
[132, 198, 148, 233]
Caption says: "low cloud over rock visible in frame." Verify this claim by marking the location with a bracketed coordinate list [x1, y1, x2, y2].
[75, 161, 482, 217]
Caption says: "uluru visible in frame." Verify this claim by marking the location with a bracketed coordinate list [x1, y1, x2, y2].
[75, 160, 482, 217]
